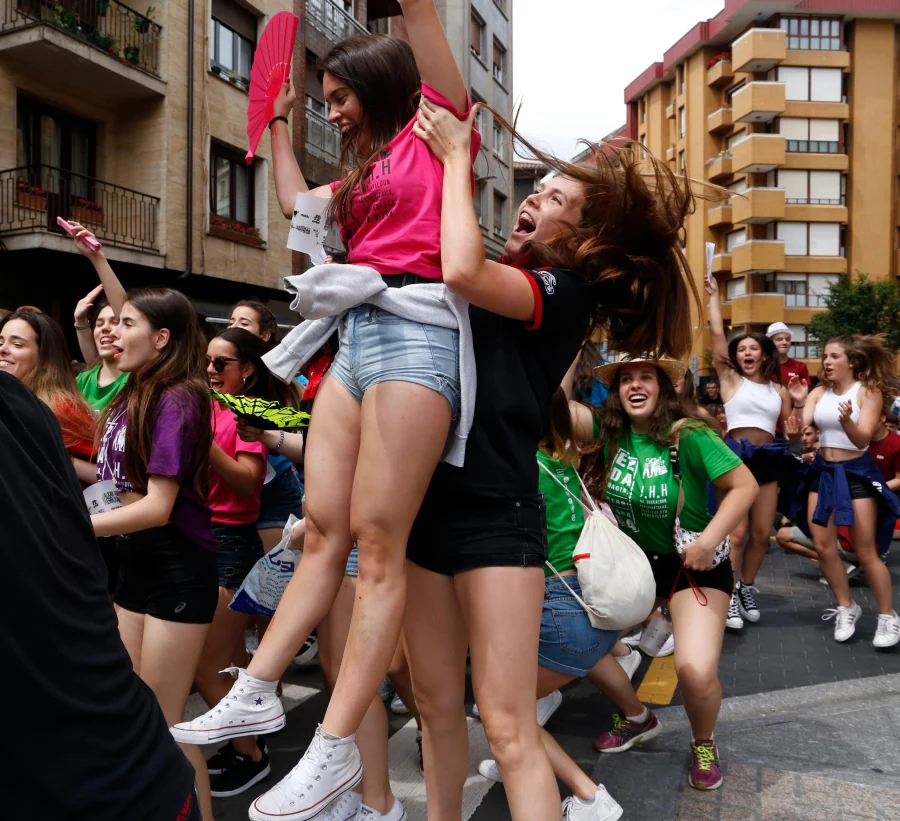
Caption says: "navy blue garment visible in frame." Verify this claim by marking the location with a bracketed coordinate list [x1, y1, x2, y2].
[808, 451, 900, 554]
[726, 436, 808, 520]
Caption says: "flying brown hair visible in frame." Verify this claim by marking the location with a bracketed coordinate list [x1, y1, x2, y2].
[822, 335, 899, 398]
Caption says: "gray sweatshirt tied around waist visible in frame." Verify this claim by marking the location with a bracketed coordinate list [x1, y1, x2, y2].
[262, 263, 475, 467]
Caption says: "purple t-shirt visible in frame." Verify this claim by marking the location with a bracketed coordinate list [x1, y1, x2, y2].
[96, 389, 217, 551]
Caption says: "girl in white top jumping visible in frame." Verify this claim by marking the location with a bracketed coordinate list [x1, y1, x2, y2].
[803, 335, 900, 648]
[706, 277, 805, 630]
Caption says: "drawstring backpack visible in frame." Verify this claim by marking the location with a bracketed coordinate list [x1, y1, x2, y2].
[538, 460, 656, 631]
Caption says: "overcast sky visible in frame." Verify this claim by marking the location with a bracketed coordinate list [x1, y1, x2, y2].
[512, 0, 726, 160]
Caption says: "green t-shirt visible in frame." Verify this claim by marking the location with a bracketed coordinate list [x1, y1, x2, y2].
[537, 450, 585, 577]
[76, 365, 129, 411]
[603, 424, 742, 555]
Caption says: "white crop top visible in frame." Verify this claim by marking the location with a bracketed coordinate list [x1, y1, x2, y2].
[724, 378, 782, 435]
[814, 381, 865, 452]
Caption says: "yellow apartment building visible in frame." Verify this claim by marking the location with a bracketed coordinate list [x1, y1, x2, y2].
[623, 0, 900, 376]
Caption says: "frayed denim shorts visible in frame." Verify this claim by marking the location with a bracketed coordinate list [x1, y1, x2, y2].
[328, 305, 460, 418]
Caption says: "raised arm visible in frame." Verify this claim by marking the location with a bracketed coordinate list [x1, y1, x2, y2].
[399, 0, 467, 111]
[270, 79, 332, 218]
[68, 224, 127, 316]
[705, 276, 736, 388]
[74, 284, 104, 367]
[413, 100, 536, 321]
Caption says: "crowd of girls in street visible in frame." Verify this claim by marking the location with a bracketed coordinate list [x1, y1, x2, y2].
[2, 3, 898, 821]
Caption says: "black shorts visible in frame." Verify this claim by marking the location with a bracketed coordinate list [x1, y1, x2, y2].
[743, 451, 782, 486]
[407, 493, 547, 576]
[646, 551, 734, 599]
[115, 525, 219, 624]
[213, 522, 264, 589]
[809, 469, 878, 500]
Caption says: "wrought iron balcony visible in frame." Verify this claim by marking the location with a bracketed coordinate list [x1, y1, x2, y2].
[306, 0, 367, 44]
[1, 165, 159, 251]
[0, 0, 162, 78]
[306, 108, 342, 166]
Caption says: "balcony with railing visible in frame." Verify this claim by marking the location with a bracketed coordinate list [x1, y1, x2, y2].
[306, 108, 342, 166]
[307, 0, 367, 45]
[0, 0, 164, 99]
[1, 165, 159, 252]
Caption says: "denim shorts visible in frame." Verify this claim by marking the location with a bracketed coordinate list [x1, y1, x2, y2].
[538, 575, 620, 677]
[345, 546, 359, 577]
[328, 305, 460, 418]
[213, 522, 264, 589]
[257, 465, 304, 530]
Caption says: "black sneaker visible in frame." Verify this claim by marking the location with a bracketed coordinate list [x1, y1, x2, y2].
[206, 742, 238, 776]
[293, 632, 318, 667]
[209, 749, 271, 798]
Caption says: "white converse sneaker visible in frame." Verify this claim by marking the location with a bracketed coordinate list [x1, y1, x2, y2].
[656, 634, 675, 657]
[562, 786, 624, 821]
[537, 690, 563, 727]
[873, 611, 900, 649]
[321, 791, 362, 821]
[171, 668, 285, 744]
[822, 601, 862, 643]
[249, 726, 363, 821]
[356, 799, 407, 820]
[615, 647, 642, 681]
[726, 592, 744, 630]
[478, 759, 502, 782]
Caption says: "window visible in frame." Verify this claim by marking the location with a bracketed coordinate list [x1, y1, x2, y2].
[493, 38, 506, 86]
[474, 183, 486, 226]
[679, 151, 685, 175]
[777, 222, 841, 256]
[472, 90, 487, 137]
[493, 122, 507, 163]
[493, 191, 507, 237]
[726, 228, 746, 252]
[210, 142, 254, 226]
[727, 129, 747, 151]
[779, 16, 842, 51]
[306, 95, 327, 118]
[777, 170, 841, 204]
[779, 117, 840, 153]
[470, 11, 486, 62]
[765, 273, 837, 307]
[210, 0, 256, 91]
[678, 65, 685, 95]
[679, 107, 686, 137]
[641, 99, 646, 124]
[776, 67, 842, 102]
[786, 325, 817, 359]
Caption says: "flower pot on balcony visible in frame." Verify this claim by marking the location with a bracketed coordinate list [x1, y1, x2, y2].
[16, 190, 48, 211]
[72, 206, 103, 226]
[209, 222, 264, 247]
[18, 1, 33, 16]
[134, 16, 151, 33]
[124, 45, 140, 65]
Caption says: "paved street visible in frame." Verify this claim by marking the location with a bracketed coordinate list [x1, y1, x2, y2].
[208, 541, 900, 821]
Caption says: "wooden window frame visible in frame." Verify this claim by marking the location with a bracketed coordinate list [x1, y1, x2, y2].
[492, 38, 507, 87]
[210, 16, 256, 90]
[210, 142, 255, 227]
[470, 10, 486, 63]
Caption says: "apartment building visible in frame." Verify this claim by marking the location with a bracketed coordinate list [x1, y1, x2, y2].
[623, 0, 900, 373]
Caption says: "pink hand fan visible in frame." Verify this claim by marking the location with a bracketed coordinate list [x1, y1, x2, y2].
[246, 11, 299, 165]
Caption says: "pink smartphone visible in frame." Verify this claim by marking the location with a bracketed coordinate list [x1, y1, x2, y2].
[57, 216, 102, 252]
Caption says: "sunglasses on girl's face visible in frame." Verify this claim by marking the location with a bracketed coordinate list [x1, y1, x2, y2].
[206, 355, 242, 373]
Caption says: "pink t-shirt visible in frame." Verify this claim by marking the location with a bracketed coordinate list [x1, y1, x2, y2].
[330, 83, 482, 280]
[208, 403, 268, 526]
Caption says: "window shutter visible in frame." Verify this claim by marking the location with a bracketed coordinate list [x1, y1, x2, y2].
[809, 223, 840, 255]
[779, 117, 809, 140]
[212, 0, 257, 43]
[809, 119, 839, 142]
[778, 222, 808, 255]
[810, 69, 842, 102]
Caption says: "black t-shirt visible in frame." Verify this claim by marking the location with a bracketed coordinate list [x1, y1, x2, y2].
[429, 267, 591, 498]
[0, 373, 195, 820]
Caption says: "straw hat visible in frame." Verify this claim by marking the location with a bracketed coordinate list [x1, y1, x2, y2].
[594, 355, 687, 386]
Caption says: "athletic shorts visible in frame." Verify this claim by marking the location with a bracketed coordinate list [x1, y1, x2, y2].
[809, 470, 878, 500]
[538, 575, 619, 677]
[328, 305, 460, 418]
[407, 494, 547, 576]
[742, 449, 782, 486]
[115, 525, 218, 624]
[213, 522, 264, 589]
[645, 551, 734, 599]
[256, 465, 304, 530]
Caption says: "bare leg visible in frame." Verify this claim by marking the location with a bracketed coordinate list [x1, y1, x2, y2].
[669, 588, 729, 740]
[729, 516, 749, 585]
[586, 654, 645, 717]
[739, 481, 778, 585]
[322, 381, 452, 738]
[115, 605, 145, 671]
[403, 561, 469, 821]
[458, 566, 562, 821]
[247, 377, 361, 682]
[389, 639, 422, 728]
[847, 497, 893, 614]
[809, 493, 852, 608]
[775, 527, 818, 561]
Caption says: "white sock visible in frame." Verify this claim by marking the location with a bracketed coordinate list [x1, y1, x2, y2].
[626, 707, 649, 724]
[240, 669, 278, 691]
[318, 725, 355, 744]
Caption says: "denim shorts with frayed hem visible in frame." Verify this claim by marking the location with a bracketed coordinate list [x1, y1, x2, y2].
[328, 305, 460, 418]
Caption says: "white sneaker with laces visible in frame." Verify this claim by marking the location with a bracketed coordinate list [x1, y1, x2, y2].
[873, 611, 900, 649]
[478, 759, 502, 782]
[656, 634, 675, 658]
[249, 726, 363, 821]
[322, 791, 362, 821]
[171, 668, 285, 744]
[537, 690, 563, 727]
[390, 694, 409, 715]
[822, 601, 862, 643]
[355, 799, 407, 820]
[562, 786, 624, 821]
[615, 647, 642, 680]
[726, 592, 744, 630]
[621, 630, 642, 648]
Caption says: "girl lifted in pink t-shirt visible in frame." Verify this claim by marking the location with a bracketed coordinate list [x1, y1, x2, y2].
[174, 3, 479, 819]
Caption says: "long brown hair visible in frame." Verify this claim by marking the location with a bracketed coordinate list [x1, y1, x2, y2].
[497, 127, 702, 359]
[320, 34, 421, 229]
[0, 310, 94, 446]
[823, 334, 899, 397]
[581, 366, 711, 502]
[539, 388, 580, 467]
[100, 289, 211, 498]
